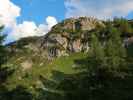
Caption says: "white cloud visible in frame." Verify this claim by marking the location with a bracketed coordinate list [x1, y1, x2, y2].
[46, 16, 58, 30]
[0, 0, 57, 42]
[37, 24, 49, 35]
[0, 0, 20, 27]
[7, 16, 57, 41]
[11, 21, 38, 40]
[37, 16, 57, 35]
[65, 0, 133, 19]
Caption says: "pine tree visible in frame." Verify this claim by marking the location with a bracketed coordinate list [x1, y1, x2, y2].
[0, 26, 6, 66]
[105, 24, 126, 71]
[88, 33, 106, 74]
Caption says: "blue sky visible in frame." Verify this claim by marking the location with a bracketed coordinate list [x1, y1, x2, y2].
[11, 0, 65, 25]
[126, 11, 133, 19]
[0, 0, 133, 43]
[11, 0, 133, 25]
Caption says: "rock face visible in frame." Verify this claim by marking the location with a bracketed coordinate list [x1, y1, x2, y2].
[8, 17, 105, 58]
[51, 17, 104, 32]
[7, 18, 133, 59]
[40, 17, 105, 57]
[70, 39, 82, 52]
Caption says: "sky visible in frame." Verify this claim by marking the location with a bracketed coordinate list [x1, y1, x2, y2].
[0, 0, 133, 43]
[12, 0, 65, 24]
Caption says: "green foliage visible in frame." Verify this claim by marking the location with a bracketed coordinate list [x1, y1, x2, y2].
[10, 36, 39, 49]
[0, 26, 7, 66]
[0, 26, 17, 100]
[87, 33, 105, 73]
[90, 33, 105, 62]
[0, 85, 33, 100]
[105, 24, 126, 70]
[1, 17, 133, 100]
[37, 22, 131, 100]
[113, 18, 133, 36]
[43, 22, 132, 100]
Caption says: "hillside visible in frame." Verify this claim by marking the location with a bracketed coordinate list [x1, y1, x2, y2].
[1, 17, 133, 100]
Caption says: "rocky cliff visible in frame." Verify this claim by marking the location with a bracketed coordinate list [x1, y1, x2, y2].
[40, 17, 105, 57]
[8, 17, 133, 59]
[8, 17, 105, 58]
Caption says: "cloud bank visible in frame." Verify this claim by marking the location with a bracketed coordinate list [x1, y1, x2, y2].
[0, 0, 57, 43]
[7, 16, 57, 41]
[65, 0, 133, 19]
[0, 0, 20, 27]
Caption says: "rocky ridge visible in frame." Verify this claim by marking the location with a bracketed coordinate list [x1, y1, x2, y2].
[40, 17, 105, 57]
[8, 17, 105, 58]
[8, 17, 133, 59]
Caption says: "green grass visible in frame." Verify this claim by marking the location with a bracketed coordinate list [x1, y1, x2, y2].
[5, 51, 87, 93]
[51, 52, 87, 74]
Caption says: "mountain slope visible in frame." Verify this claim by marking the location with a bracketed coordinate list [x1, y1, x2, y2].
[3, 17, 133, 96]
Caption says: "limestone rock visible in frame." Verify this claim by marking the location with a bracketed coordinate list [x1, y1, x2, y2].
[8, 17, 105, 58]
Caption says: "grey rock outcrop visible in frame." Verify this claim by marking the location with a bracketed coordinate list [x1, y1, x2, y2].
[8, 17, 105, 58]
[39, 17, 105, 57]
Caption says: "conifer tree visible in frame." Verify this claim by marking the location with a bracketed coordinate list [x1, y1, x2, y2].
[0, 26, 6, 66]
[105, 24, 126, 70]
